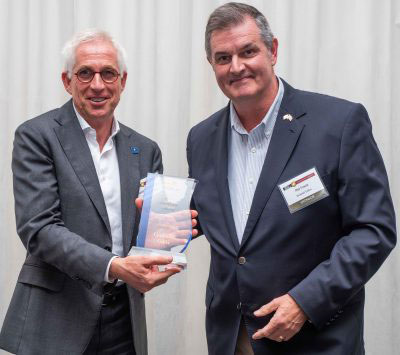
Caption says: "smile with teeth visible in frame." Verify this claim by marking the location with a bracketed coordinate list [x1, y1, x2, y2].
[90, 97, 107, 102]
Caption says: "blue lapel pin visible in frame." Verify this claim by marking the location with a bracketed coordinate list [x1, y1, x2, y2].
[130, 146, 140, 154]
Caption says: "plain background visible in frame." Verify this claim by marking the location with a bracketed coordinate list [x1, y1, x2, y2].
[0, 0, 399, 354]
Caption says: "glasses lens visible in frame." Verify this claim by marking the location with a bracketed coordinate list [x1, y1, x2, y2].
[77, 68, 94, 82]
[101, 69, 119, 83]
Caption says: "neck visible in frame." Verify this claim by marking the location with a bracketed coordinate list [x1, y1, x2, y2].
[233, 78, 279, 132]
[87, 116, 114, 152]
[233, 103, 270, 132]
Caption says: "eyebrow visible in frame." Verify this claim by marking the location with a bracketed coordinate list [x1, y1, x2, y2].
[76, 65, 117, 71]
[240, 43, 257, 51]
[213, 42, 257, 57]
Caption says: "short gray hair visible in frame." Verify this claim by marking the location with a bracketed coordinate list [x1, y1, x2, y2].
[205, 2, 274, 59]
[61, 29, 127, 78]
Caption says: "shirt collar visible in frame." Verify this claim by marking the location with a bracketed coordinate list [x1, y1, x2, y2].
[73, 102, 120, 139]
[230, 76, 284, 135]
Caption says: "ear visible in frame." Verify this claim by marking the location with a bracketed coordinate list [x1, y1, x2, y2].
[61, 72, 73, 95]
[270, 38, 278, 66]
[120, 72, 128, 91]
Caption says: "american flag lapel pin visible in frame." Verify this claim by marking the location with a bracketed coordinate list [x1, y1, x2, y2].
[283, 113, 293, 122]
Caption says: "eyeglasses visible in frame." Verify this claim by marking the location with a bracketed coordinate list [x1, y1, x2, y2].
[74, 68, 120, 83]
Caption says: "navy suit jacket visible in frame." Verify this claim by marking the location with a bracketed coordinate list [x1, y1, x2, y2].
[186, 80, 396, 355]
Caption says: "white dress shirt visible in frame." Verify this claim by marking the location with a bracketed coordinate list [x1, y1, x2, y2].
[74, 105, 122, 282]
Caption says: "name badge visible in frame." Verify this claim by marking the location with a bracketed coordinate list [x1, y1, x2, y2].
[278, 167, 329, 213]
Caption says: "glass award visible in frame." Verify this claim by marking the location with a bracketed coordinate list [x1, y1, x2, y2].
[128, 173, 197, 268]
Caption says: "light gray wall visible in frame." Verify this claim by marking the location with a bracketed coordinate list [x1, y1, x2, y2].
[1, 1, 399, 354]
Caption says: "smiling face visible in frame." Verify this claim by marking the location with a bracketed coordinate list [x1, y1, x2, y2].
[62, 39, 127, 125]
[209, 16, 278, 106]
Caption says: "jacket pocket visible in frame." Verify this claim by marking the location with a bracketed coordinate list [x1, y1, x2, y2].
[18, 263, 65, 292]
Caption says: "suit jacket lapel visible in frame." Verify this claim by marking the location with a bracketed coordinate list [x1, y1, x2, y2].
[213, 106, 240, 253]
[115, 127, 140, 255]
[240, 81, 306, 247]
[53, 100, 112, 236]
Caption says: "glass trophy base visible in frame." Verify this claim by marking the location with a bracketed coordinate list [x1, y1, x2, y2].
[128, 246, 187, 269]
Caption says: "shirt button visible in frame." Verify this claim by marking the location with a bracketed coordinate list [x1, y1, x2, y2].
[251, 147, 256, 153]
[249, 178, 253, 184]
[237, 303, 242, 310]
[238, 256, 246, 265]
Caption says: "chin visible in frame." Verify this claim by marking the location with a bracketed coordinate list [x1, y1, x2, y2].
[231, 91, 258, 101]
[87, 112, 110, 121]
[227, 87, 257, 99]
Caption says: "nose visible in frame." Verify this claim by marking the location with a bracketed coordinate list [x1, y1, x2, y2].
[230, 55, 245, 75]
[90, 72, 105, 90]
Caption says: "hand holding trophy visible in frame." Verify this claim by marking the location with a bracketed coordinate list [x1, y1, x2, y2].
[129, 173, 198, 268]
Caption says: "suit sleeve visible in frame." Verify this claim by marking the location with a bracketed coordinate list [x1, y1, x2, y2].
[288, 103, 396, 328]
[12, 122, 114, 296]
[186, 128, 203, 238]
[151, 141, 163, 174]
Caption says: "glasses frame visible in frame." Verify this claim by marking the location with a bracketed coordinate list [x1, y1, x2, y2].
[74, 68, 121, 84]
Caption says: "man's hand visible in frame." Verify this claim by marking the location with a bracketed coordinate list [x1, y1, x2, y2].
[252, 294, 307, 342]
[109, 255, 181, 293]
[135, 198, 199, 244]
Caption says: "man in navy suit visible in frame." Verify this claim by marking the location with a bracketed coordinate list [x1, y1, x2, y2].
[187, 2, 396, 354]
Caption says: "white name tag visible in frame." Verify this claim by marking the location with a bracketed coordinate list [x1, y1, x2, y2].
[278, 167, 329, 213]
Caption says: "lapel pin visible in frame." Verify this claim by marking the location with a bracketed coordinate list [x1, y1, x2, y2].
[283, 114, 293, 122]
[130, 146, 140, 154]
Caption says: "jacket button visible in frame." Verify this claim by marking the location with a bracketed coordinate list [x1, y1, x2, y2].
[237, 303, 241, 310]
[238, 256, 246, 265]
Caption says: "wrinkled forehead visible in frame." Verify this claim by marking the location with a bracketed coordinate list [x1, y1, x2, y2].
[74, 39, 119, 68]
[210, 18, 263, 52]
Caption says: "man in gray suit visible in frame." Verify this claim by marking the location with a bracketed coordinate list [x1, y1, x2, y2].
[0, 29, 188, 354]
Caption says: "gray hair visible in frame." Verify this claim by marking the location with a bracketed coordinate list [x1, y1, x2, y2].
[205, 2, 274, 59]
[61, 29, 127, 78]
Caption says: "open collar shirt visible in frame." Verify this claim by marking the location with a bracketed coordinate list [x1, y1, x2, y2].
[228, 77, 284, 243]
[74, 105, 123, 282]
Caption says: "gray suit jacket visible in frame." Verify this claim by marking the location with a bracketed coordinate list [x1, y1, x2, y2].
[0, 100, 162, 354]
